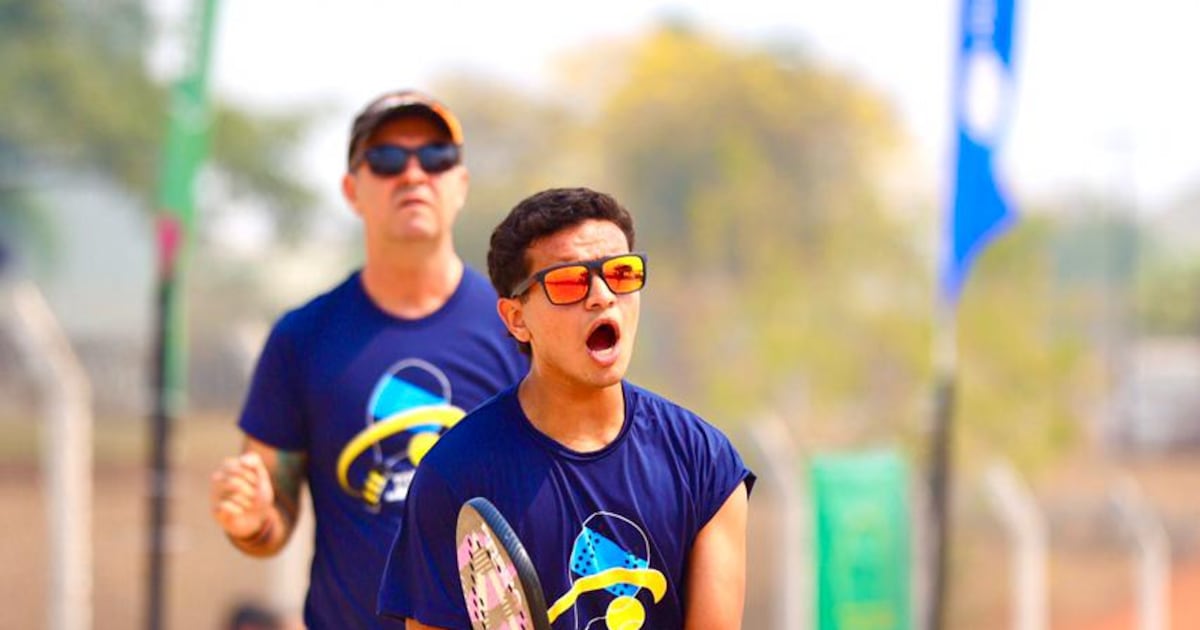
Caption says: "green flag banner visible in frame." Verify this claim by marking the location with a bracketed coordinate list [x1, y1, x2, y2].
[155, 0, 219, 408]
[158, 0, 218, 222]
[810, 449, 912, 630]
[149, 2, 219, 629]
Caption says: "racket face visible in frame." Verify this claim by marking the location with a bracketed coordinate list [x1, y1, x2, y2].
[456, 497, 552, 630]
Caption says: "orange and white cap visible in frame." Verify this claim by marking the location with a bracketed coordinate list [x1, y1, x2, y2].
[347, 89, 464, 166]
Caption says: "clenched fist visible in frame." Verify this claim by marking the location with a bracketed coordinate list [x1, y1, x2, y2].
[210, 451, 275, 541]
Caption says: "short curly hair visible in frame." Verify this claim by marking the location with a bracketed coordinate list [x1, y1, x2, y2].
[487, 187, 637, 354]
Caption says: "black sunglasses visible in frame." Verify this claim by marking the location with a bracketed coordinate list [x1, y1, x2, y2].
[354, 143, 461, 176]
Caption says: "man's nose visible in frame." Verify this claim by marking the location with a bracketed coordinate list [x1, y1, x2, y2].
[395, 155, 427, 181]
[584, 271, 615, 308]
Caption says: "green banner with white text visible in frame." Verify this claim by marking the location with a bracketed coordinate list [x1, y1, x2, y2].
[811, 449, 912, 630]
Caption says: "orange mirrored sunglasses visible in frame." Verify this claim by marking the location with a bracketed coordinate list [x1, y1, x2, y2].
[510, 252, 647, 305]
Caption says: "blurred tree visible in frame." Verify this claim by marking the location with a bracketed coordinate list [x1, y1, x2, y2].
[554, 22, 931, 444]
[484, 21, 1103, 471]
[958, 215, 1100, 471]
[0, 188, 54, 274]
[0, 0, 319, 239]
[428, 75, 579, 271]
[1137, 254, 1200, 335]
[1134, 197, 1200, 336]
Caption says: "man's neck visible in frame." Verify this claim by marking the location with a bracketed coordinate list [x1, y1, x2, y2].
[360, 244, 463, 319]
[517, 374, 625, 453]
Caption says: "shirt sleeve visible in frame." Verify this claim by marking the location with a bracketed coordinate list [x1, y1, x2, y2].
[237, 317, 309, 451]
[377, 461, 469, 628]
[694, 420, 756, 529]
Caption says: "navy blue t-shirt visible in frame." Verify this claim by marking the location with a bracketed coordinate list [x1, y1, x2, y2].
[239, 268, 527, 629]
[378, 382, 755, 629]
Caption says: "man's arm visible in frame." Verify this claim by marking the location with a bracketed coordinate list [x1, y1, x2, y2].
[209, 435, 307, 557]
[684, 481, 750, 630]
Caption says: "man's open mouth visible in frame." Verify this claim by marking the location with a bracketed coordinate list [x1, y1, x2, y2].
[587, 322, 619, 352]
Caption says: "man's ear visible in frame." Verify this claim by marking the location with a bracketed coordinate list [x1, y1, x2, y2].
[452, 167, 469, 208]
[497, 297, 530, 345]
[341, 172, 363, 217]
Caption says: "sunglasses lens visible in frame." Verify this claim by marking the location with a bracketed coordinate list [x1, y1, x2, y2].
[363, 146, 409, 176]
[416, 143, 461, 173]
[601, 255, 646, 294]
[542, 265, 591, 305]
[362, 144, 460, 176]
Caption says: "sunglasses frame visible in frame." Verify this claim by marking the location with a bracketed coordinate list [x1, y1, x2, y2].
[510, 252, 648, 305]
[353, 142, 462, 176]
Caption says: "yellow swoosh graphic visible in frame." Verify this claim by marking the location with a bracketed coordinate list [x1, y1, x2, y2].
[335, 404, 465, 498]
[547, 567, 667, 623]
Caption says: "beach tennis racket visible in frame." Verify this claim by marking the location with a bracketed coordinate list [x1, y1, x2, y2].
[456, 497, 552, 630]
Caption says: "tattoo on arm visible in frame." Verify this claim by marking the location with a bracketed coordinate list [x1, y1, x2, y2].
[271, 450, 306, 528]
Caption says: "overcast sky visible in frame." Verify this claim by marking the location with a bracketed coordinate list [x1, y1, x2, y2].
[153, 0, 1200, 214]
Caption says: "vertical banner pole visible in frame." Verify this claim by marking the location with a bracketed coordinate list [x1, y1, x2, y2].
[929, 0, 1020, 627]
[148, 0, 219, 628]
[926, 310, 956, 630]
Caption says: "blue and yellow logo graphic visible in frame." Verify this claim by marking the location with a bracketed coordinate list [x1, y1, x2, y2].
[336, 358, 464, 511]
[548, 512, 667, 629]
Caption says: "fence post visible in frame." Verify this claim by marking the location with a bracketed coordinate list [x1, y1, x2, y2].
[747, 413, 807, 629]
[1112, 476, 1170, 630]
[6, 280, 93, 630]
[983, 460, 1047, 630]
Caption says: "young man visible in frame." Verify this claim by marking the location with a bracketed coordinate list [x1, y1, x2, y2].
[379, 187, 754, 629]
[209, 90, 527, 629]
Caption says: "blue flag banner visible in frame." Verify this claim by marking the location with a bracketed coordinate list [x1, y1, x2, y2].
[941, 0, 1019, 303]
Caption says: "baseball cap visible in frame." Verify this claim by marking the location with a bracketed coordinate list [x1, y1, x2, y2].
[347, 90, 464, 166]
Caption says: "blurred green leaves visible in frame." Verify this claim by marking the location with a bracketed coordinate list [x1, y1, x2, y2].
[0, 0, 318, 238]
[578, 26, 932, 444]
[429, 22, 1105, 468]
[1138, 255, 1200, 335]
[0, 5, 1130, 467]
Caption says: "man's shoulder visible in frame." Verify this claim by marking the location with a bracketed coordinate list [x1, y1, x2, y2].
[456, 265, 503, 305]
[271, 272, 360, 335]
[417, 386, 523, 480]
[446, 387, 518, 438]
[626, 382, 700, 420]
[625, 381, 735, 444]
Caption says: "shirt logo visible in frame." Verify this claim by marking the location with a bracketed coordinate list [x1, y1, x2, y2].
[547, 512, 668, 629]
[336, 358, 465, 512]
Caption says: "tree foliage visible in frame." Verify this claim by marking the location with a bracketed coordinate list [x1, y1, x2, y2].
[560, 25, 933, 443]
[1137, 254, 1200, 335]
[0, 0, 319, 243]
[1134, 198, 1200, 336]
[428, 75, 579, 271]
[957, 215, 1100, 471]
[428, 22, 1103, 468]
[0, 4, 1104, 469]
